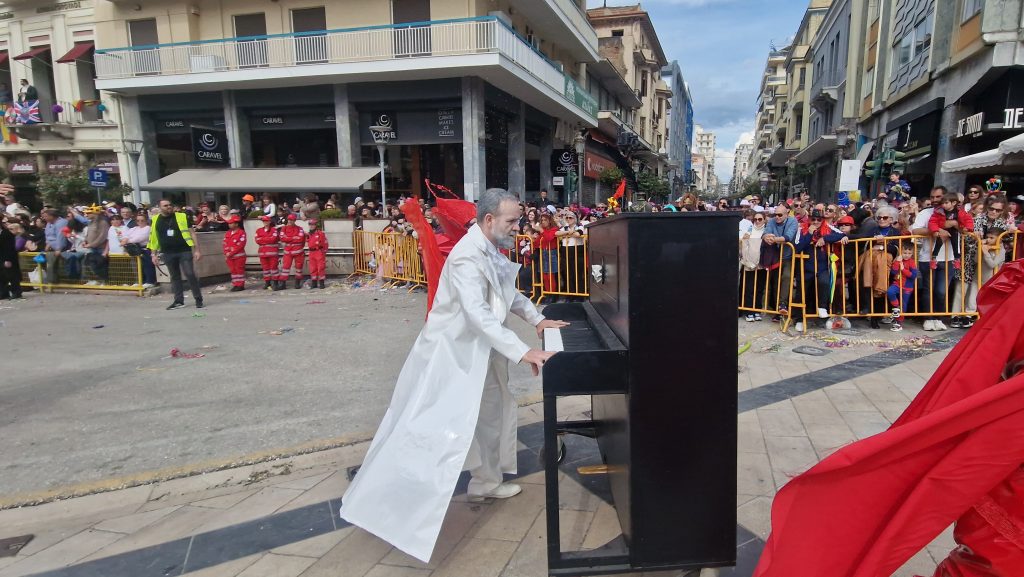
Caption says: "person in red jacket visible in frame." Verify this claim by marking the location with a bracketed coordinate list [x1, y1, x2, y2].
[307, 219, 328, 289]
[222, 215, 247, 292]
[254, 215, 282, 290]
[279, 213, 307, 289]
[928, 191, 974, 269]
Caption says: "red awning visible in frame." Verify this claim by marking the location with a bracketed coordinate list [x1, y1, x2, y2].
[56, 42, 94, 64]
[13, 46, 50, 61]
[0, 52, 8, 67]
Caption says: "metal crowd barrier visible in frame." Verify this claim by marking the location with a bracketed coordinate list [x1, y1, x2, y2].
[349, 230, 426, 290]
[17, 251, 145, 296]
[738, 241, 803, 331]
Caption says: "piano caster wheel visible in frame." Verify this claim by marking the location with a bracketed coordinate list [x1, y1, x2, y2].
[539, 439, 566, 465]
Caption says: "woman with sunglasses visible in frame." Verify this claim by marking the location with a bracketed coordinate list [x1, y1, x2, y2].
[965, 185, 984, 211]
[951, 195, 1011, 329]
[740, 211, 768, 321]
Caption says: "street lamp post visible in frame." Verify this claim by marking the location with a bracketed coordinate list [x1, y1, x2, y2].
[573, 131, 586, 206]
[122, 139, 145, 206]
[369, 125, 392, 212]
[833, 125, 850, 203]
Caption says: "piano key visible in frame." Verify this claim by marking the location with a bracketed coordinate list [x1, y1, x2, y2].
[543, 327, 564, 352]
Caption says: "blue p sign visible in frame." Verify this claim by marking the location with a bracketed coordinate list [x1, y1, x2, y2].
[89, 168, 108, 188]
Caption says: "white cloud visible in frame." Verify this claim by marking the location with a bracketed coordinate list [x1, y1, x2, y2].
[735, 132, 754, 148]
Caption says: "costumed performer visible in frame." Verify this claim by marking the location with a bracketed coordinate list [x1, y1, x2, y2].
[754, 260, 1024, 577]
[339, 188, 569, 562]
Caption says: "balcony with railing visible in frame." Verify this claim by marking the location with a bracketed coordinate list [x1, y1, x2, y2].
[94, 16, 596, 123]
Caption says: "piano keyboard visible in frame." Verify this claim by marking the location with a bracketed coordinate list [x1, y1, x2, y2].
[543, 328, 564, 352]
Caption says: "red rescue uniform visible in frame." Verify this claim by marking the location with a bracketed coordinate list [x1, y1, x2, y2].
[279, 224, 307, 282]
[255, 226, 280, 282]
[307, 229, 329, 282]
[222, 228, 247, 287]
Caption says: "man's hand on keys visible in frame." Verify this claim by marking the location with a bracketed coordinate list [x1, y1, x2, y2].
[522, 349, 558, 376]
[535, 318, 570, 339]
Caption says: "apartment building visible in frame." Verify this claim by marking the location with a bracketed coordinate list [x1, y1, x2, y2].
[662, 59, 694, 194]
[753, 47, 789, 177]
[580, 54, 642, 204]
[92, 0, 600, 205]
[0, 0, 123, 209]
[858, 0, 1024, 196]
[586, 3, 672, 180]
[731, 140, 754, 193]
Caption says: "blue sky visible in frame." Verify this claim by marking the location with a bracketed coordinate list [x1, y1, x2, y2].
[587, 0, 809, 183]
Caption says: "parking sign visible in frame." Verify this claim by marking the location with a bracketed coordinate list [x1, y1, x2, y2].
[89, 168, 108, 188]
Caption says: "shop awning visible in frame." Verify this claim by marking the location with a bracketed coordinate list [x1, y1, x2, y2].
[143, 167, 381, 193]
[791, 134, 836, 164]
[941, 133, 1024, 173]
[856, 141, 875, 164]
[13, 46, 50, 61]
[56, 42, 94, 64]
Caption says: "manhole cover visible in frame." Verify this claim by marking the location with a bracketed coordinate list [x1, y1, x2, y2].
[793, 346, 829, 356]
[0, 535, 33, 558]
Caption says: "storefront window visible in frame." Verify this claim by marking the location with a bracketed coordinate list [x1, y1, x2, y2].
[360, 143, 463, 200]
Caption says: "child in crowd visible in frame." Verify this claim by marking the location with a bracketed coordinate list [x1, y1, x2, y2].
[886, 242, 918, 332]
[928, 192, 974, 269]
[980, 227, 1007, 287]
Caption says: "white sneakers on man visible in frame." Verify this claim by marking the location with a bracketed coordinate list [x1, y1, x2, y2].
[817, 308, 829, 319]
[467, 482, 522, 503]
[923, 320, 948, 331]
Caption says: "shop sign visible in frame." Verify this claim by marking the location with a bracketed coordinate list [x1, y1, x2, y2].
[564, 76, 598, 118]
[94, 157, 120, 174]
[191, 126, 229, 165]
[369, 112, 397, 139]
[955, 111, 984, 138]
[437, 108, 456, 138]
[162, 120, 186, 129]
[260, 116, 285, 126]
[551, 149, 577, 176]
[46, 158, 76, 171]
[9, 159, 36, 174]
[584, 151, 616, 179]
[37, 1, 80, 14]
[1004, 108, 1024, 130]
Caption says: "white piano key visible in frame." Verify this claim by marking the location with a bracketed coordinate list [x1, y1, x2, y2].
[543, 327, 564, 352]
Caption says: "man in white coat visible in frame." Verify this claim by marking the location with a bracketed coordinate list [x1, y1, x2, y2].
[339, 188, 567, 562]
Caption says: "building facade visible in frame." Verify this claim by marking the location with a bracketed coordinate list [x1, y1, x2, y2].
[92, 0, 600, 206]
[586, 3, 672, 186]
[0, 0, 123, 210]
[753, 47, 790, 185]
[694, 124, 716, 192]
[731, 141, 754, 193]
[662, 59, 694, 194]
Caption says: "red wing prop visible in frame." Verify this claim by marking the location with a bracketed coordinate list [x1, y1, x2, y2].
[754, 261, 1024, 577]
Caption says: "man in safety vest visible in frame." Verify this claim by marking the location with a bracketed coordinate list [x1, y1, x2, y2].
[279, 213, 307, 289]
[255, 215, 282, 290]
[222, 215, 247, 291]
[147, 199, 203, 310]
[306, 219, 328, 289]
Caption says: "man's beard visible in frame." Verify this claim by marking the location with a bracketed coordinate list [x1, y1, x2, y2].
[491, 225, 515, 250]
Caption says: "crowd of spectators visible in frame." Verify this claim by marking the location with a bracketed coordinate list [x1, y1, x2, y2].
[737, 186, 1023, 332]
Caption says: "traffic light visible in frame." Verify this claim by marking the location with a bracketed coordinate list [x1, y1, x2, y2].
[566, 169, 578, 196]
[889, 150, 907, 174]
[864, 158, 883, 181]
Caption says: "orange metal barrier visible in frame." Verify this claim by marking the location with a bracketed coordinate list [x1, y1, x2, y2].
[738, 241, 803, 331]
[529, 236, 589, 304]
[349, 230, 425, 290]
[16, 251, 145, 296]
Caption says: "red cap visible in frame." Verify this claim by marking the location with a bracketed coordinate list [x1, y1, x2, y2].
[287, 214, 297, 220]
[260, 216, 271, 222]
[786, 198, 795, 206]
[837, 215, 855, 225]
[226, 215, 241, 224]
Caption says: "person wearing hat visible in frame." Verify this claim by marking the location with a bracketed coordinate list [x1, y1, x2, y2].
[222, 215, 247, 292]
[82, 204, 110, 284]
[279, 213, 307, 289]
[255, 215, 282, 290]
[240, 194, 256, 218]
[307, 219, 328, 289]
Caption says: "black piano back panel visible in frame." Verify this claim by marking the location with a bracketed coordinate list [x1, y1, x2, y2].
[586, 213, 740, 568]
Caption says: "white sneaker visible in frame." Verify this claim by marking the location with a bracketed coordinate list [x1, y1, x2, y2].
[933, 320, 948, 331]
[817, 308, 829, 319]
[923, 320, 935, 331]
[795, 322, 804, 333]
[142, 283, 155, 289]
[468, 482, 522, 502]
[85, 280, 100, 286]
[745, 314, 755, 322]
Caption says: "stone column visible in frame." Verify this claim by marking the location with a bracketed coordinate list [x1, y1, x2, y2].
[222, 90, 252, 168]
[539, 120, 554, 201]
[334, 84, 360, 168]
[461, 77, 486, 202]
[507, 100, 526, 200]
[934, 104, 966, 192]
[118, 95, 159, 204]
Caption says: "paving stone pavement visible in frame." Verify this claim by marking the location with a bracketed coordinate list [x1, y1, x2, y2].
[0, 320, 963, 577]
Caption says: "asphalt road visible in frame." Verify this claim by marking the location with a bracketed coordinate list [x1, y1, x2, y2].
[0, 280, 544, 501]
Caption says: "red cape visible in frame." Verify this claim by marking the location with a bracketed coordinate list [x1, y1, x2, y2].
[754, 261, 1024, 577]
[399, 199, 444, 314]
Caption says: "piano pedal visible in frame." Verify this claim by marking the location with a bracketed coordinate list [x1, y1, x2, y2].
[577, 464, 625, 475]
[538, 439, 566, 465]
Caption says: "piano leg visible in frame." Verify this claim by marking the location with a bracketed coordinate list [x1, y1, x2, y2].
[543, 394, 564, 566]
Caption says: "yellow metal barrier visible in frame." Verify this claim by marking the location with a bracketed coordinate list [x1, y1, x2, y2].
[738, 240, 802, 330]
[507, 234, 540, 298]
[349, 230, 425, 290]
[17, 251, 145, 296]
[530, 237, 589, 304]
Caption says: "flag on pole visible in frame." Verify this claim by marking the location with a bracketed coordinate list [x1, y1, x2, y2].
[613, 178, 626, 199]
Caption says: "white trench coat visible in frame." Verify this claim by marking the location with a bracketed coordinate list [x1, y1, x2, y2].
[339, 223, 544, 562]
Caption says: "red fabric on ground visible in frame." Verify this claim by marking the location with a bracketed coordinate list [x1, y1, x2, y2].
[754, 262, 1024, 577]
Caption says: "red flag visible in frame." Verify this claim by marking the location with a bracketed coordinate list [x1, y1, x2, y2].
[613, 178, 626, 199]
[754, 261, 1024, 577]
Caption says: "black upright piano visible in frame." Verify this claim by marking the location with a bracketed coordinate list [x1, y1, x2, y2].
[540, 212, 739, 576]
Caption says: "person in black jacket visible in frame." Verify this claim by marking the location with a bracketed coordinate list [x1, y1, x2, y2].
[0, 217, 22, 299]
